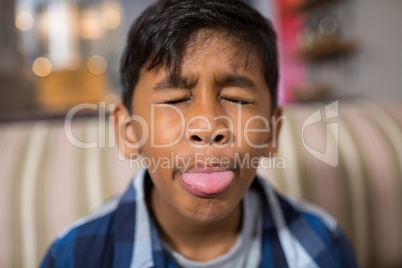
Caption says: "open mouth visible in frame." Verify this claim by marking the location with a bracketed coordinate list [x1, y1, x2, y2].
[180, 168, 235, 198]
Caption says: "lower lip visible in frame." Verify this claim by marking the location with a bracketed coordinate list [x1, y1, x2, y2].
[179, 170, 234, 198]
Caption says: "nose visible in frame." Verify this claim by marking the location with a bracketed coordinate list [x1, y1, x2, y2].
[186, 112, 232, 148]
[187, 124, 229, 146]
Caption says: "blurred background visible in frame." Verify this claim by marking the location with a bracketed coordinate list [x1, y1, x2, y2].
[0, 0, 401, 267]
[1, 0, 401, 117]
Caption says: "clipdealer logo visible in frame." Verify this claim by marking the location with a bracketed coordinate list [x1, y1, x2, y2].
[302, 101, 339, 167]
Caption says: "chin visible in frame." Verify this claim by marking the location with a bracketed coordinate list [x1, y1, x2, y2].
[177, 196, 239, 224]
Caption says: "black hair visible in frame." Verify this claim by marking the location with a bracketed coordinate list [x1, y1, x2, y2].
[120, 0, 278, 112]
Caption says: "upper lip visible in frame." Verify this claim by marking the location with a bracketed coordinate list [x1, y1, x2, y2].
[183, 162, 234, 173]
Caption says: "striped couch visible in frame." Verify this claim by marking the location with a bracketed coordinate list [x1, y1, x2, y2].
[0, 100, 401, 268]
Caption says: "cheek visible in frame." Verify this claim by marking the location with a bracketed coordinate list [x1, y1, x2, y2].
[238, 112, 271, 148]
[150, 107, 185, 147]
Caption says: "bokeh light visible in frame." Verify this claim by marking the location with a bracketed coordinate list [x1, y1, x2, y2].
[15, 11, 34, 31]
[80, 8, 104, 39]
[87, 55, 107, 75]
[32, 57, 52, 77]
[101, 9, 121, 29]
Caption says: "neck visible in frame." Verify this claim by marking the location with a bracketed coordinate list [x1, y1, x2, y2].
[148, 186, 243, 262]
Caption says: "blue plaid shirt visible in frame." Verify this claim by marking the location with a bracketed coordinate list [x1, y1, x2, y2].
[41, 169, 359, 268]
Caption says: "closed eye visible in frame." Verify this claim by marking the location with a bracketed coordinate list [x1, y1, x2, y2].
[221, 96, 253, 105]
[161, 98, 191, 105]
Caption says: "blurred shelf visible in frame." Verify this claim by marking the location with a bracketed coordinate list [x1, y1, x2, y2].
[292, 82, 331, 101]
[36, 67, 110, 113]
[297, 39, 358, 60]
[288, 0, 337, 13]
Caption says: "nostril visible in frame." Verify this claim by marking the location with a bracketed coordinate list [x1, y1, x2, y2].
[191, 135, 203, 142]
[212, 134, 225, 144]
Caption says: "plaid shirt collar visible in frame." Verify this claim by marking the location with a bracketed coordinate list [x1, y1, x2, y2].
[111, 169, 351, 268]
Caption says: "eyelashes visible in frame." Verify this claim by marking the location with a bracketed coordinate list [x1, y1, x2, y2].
[161, 96, 253, 106]
[220, 97, 253, 105]
[162, 98, 191, 105]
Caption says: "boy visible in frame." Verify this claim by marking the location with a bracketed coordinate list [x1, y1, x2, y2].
[41, 0, 359, 267]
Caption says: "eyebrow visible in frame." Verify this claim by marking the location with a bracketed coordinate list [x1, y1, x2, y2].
[153, 75, 190, 91]
[153, 73, 257, 91]
[218, 74, 257, 91]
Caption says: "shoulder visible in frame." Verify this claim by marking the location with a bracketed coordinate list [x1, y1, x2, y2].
[41, 196, 121, 268]
[255, 176, 337, 231]
[41, 169, 152, 268]
[254, 176, 359, 267]
[283, 193, 338, 235]
[284, 196, 359, 267]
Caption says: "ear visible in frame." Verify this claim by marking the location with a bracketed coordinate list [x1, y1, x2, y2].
[112, 103, 141, 159]
[263, 107, 283, 157]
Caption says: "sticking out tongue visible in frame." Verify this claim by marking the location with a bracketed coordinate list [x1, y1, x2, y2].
[181, 171, 234, 195]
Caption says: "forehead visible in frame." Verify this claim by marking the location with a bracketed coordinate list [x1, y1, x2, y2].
[182, 29, 260, 71]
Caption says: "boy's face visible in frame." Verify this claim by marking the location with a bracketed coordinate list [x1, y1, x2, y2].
[120, 32, 278, 223]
